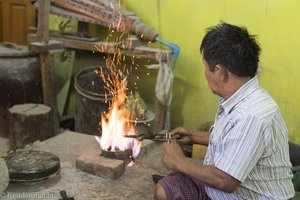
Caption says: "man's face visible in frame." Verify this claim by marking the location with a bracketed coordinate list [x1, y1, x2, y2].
[202, 59, 219, 95]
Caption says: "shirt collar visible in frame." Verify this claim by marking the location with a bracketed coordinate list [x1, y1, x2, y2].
[220, 76, 260, 114]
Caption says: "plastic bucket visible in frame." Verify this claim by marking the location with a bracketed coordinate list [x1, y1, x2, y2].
[74, 66, 115, 135]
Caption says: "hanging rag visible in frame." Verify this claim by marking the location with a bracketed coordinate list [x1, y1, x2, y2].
[147, 51, 176, 106]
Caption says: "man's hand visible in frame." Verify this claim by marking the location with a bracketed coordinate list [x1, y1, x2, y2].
[170, 127, 193, 145]
[161, 141, 241, 193]
[156, 127, 210, 146]
[161, 141, 186, 171]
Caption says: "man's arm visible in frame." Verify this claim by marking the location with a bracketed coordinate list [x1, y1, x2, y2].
[162, 142, 240, 192]
[171, 127, 211, 146]
[190, 130, 210, 146]
[179, 160, 240, 192]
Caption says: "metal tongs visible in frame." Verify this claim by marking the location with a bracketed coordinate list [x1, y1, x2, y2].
[124, 133, 144, 141]
[154, 130, 192, 143]
[154, 130, 173, 143]
[166, 131, 171, 143]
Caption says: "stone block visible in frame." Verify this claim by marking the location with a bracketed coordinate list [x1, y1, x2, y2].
[76, 152, 125, 180]
[75, 139, 154, 180]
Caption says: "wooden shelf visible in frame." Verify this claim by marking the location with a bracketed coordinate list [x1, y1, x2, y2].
[28, 33, 170, 60]
[30, 0, 171, 135]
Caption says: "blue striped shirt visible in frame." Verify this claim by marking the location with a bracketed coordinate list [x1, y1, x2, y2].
[204, 76, 295, 200]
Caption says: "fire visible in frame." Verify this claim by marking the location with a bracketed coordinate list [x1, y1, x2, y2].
[95, 79, 141, 159]
[94, 0, 141, 161]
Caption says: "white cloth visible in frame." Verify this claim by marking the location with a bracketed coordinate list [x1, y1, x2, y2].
[147, 51, 175, 106]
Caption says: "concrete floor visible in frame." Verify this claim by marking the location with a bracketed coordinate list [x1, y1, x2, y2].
[1, 130, 168, 200]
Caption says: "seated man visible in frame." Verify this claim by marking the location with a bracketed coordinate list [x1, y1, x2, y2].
[155, 22, 295, 200]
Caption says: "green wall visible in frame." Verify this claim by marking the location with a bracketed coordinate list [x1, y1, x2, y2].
[126, 0, 300, 143]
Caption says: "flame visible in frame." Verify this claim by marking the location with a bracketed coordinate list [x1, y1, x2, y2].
[94, 0, 141, 161]
[96, 80, 141, 159]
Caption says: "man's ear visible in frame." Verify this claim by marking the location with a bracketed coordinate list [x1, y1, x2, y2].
[215, 64, 229, 82]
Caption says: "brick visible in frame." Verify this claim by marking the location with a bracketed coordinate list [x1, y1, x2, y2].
[76, 151, 125, 180]
[75, 139, 154, 180]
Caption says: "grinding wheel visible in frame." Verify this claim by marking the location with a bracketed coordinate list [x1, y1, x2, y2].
[4, 150, 60, 183]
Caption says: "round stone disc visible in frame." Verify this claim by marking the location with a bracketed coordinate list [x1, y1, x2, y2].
[4, 150, 60, 182]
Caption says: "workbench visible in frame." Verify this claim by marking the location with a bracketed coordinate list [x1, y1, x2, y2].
[3, 130, 168, 200]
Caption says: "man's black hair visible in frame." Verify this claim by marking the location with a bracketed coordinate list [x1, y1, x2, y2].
[200, 22, 261, 77]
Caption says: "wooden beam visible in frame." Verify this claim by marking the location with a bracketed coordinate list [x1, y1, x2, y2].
[28, 34, 171, 60]
[35, 0, 59, 134]
[37, 0, 50, 43]
[29, 40, 63, 53]
[39, 52, 59, 134]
